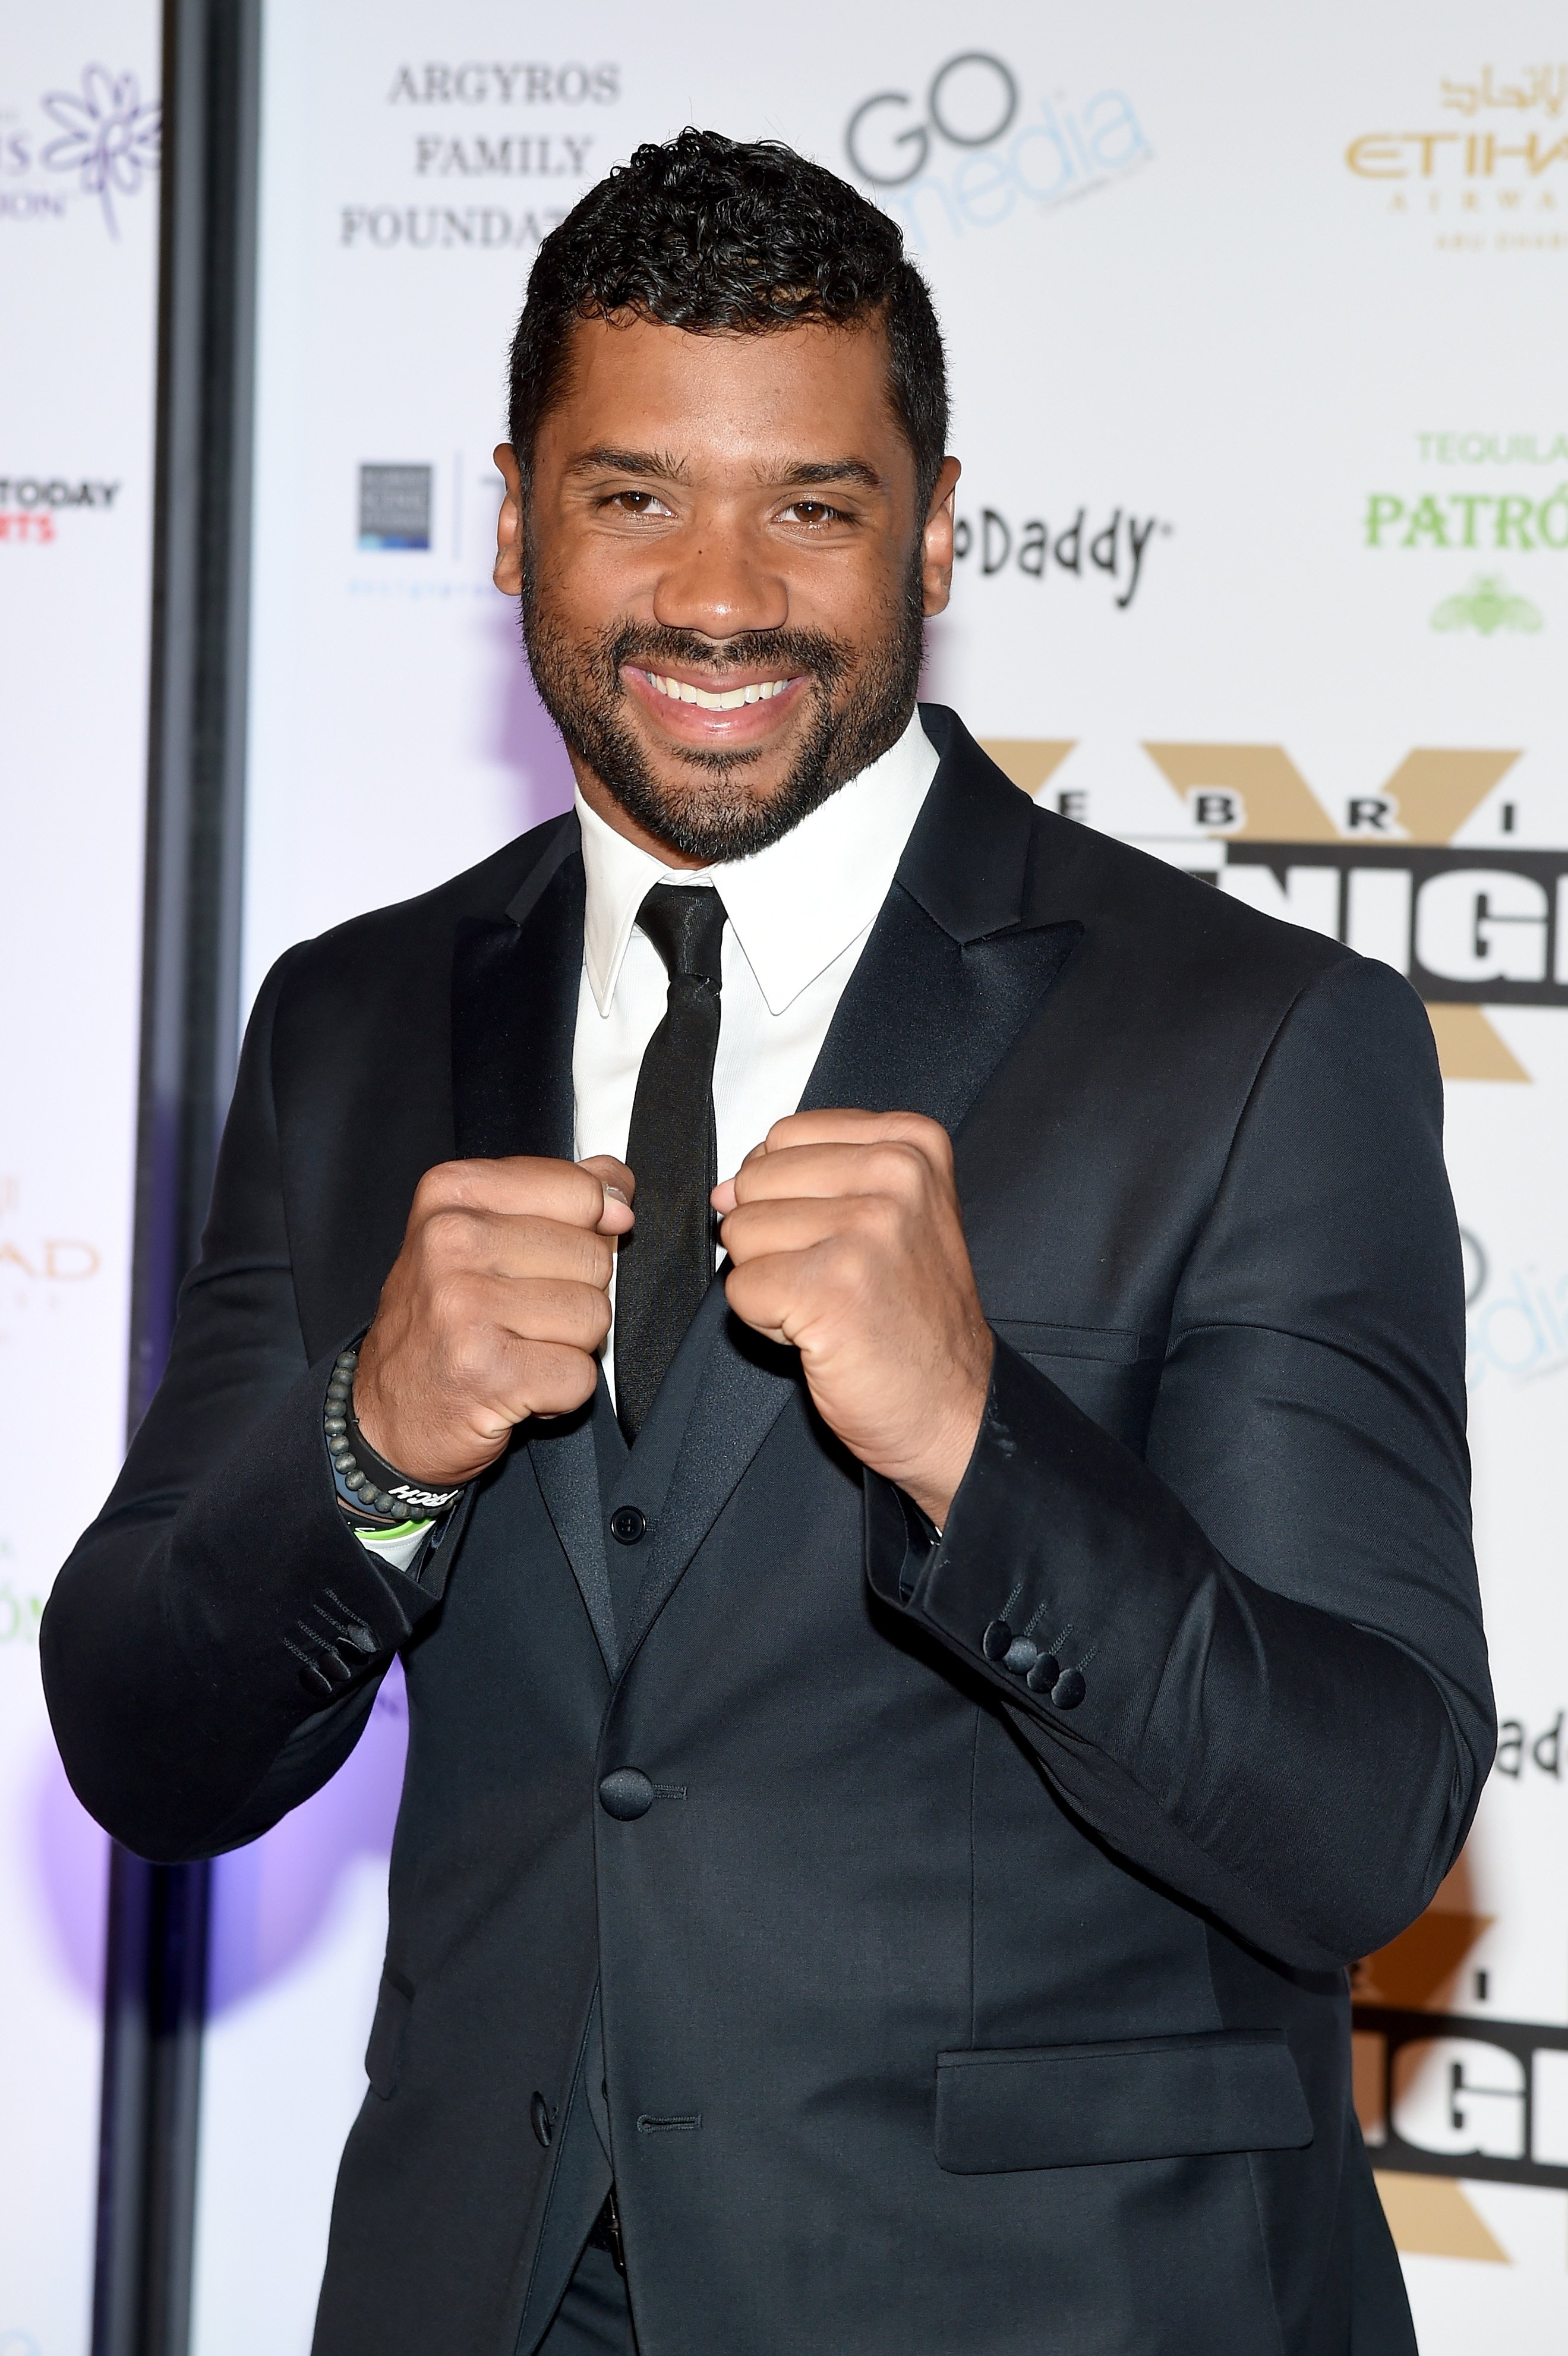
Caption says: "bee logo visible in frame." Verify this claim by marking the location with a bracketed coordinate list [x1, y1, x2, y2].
[1431, 575, 1544, 637]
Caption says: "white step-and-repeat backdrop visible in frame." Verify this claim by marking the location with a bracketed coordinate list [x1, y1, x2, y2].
[7, 1, 1567, 2349]
[0, 5, 162, 2353]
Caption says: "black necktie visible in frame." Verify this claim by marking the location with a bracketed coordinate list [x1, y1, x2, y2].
[615, 884, 728, 1441]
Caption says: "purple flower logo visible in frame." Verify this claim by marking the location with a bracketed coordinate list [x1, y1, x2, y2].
[42, 65, 161, 237]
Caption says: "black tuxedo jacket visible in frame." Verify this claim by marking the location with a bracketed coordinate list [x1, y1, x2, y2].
[45, 709, 1491, 2356]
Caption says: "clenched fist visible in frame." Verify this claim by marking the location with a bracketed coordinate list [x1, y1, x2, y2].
[354, 1154, 635, 1486]
[712, 1110, 992, 1526]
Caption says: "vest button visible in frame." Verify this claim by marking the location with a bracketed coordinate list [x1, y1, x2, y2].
[609, 1505, 647, 1545]
[530, 2090, 554, 2147]
[599, 1768, 655, 1820]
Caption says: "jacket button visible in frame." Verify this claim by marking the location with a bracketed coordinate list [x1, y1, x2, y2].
[530, 2091, 554, 2148]
[298, 1663, 334, 1698]
[609, 1505, 647, 1545]
[982, 1619, 1013, 1663]
[1052, 1668, 1087, 1710]
[1025, 1654, 1061, 1695]
[598, 1768, 655, 1820]
[1003, 1636, 1038, 1675]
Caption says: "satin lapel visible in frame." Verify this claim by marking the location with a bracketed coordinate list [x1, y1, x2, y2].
[622, 712, 1082, 1658]
[621, 1283, 801, 1659]
[800, 885, 1080, 1132]
[807, 705, 1083, 1129]
[450, 824, 619, 1674]
[451, 820, 580, 1161]
[530, 1390, 619, 1675]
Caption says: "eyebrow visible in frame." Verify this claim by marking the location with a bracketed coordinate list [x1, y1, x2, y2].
[776, 458, 884, 491]
[566, 446, 690, 481]
[564, 447, 884, 492]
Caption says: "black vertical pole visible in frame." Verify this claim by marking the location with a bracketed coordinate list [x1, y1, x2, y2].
[93, 4, 260, 2353]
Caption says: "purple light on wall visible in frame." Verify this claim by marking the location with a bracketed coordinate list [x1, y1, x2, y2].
[206, 1665, 409, 2014]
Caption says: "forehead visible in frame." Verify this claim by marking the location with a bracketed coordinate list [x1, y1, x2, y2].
[539, 311, 906, 473]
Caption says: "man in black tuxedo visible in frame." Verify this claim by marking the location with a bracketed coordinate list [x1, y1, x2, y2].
[45, 131, 1490, 2355]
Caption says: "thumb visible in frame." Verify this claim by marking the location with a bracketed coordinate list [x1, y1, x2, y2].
[578, 1154, 635, 1234]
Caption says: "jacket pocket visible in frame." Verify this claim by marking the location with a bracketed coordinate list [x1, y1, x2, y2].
[988, 1318, 1165, 1366]
[935, 2030, 1313, 2173]
[364, 1967, 415, 2100]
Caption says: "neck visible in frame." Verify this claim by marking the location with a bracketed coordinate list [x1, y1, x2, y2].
[568, 701, 921, 872]
[569, 757, 710, 870]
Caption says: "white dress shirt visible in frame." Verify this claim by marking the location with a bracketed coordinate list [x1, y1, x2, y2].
[574, 707, 939, 1399]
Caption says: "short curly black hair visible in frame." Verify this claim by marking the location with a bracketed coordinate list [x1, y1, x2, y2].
[508, 128, 949, 510]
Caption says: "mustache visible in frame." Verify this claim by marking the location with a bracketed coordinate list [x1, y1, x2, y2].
[600, 621, 851, 688]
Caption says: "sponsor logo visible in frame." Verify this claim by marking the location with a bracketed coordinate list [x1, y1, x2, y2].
[1431, 575, 1542, 635]
[1494, 1712, 1567, 1777]
[0, 65, 159, 237]
[1364, 431, 1566, 631]
[1347, 64, 1568, 248]
[954, 502, 1169, 610]
[983, 742, 1561, 1076]
[0, 1567, 44, 1645]
[844, 50, 1150, 247]
[0, 475, 121, 545]
[359, 463, 431, 550]
[1212, 843, 1568, 1007]
[1364, 486, 1568, 553]
[361, 60, 618, 222]
[387, 62, 619, 106]
[0, 1174, 102, 1287]
[1351, 1904, 1568, 2223]
[1465, 1244, 1568, 1386]
[412, 134, 595, 178]
[340, 205, 570, 251]
[1352, 2008, 1568, 2190]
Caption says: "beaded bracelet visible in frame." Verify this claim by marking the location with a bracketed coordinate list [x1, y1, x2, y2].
[324, 1344, 468, 1523]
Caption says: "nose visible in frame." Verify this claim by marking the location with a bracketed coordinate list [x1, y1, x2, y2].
[651, 515, 788, 641]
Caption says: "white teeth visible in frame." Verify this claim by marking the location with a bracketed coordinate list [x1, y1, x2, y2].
[644, 671, 791, 711]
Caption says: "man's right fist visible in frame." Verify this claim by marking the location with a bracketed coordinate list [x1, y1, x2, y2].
[352, 1154, 634, 1487]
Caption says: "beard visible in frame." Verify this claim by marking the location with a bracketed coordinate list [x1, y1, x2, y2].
[520, 543, 926, 864]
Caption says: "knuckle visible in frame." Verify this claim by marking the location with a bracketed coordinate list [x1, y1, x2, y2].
[863, 1141, 919, 1191]
[413, 1160, 479, 1218]
[888, 1114, 949, 1169]
[428, 1270, 485, 1336]
[421, 1205, 482, 1265]
[847, 1188, 903, 1248]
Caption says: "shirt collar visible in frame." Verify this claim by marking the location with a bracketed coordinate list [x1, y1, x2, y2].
[575, 708, 939, 1018]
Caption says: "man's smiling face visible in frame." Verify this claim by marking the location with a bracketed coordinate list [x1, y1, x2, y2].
[494, 311, 960, 865]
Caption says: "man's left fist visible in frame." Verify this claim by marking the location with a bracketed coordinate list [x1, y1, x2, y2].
[711, 1110, 993, 1526]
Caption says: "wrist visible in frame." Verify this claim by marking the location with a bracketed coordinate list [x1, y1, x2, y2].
[888, 1346, 992, 1528]
[326, 1344, 469, 1523]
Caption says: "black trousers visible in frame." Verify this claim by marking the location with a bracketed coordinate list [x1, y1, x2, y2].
[537, 2242, 636, 2355]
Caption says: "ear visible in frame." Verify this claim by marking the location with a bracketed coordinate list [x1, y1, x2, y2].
[493, 443, 524, 595]
[920, 456, 962, 618]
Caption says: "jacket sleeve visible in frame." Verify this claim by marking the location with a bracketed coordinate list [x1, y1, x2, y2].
[40, 950, 461, 1864]
[867, 953, 1494, 1972]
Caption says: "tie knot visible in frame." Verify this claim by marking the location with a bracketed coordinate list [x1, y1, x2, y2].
[637, 883, 727, 988]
